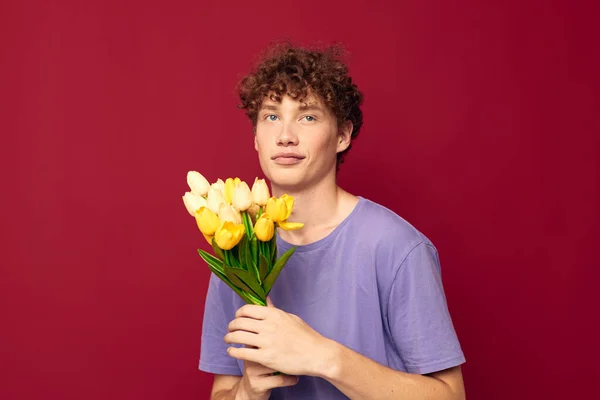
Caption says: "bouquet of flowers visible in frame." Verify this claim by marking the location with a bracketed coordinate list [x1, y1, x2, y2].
[182, 171, 304, 306]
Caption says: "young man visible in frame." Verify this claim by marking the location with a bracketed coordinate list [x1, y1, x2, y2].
[199, 43, 466, 399]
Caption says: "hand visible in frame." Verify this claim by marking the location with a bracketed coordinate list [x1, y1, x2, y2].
[225, 297, 332, 377]
[234, 358, 298, 400]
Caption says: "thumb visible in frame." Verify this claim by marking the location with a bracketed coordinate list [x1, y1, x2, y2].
[266, 296, 275, 308]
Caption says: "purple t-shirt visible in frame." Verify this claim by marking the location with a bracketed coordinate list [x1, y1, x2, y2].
[199, 197, 465, 399]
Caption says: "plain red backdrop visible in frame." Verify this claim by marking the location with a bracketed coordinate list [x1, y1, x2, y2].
[1, 0, 598, 399]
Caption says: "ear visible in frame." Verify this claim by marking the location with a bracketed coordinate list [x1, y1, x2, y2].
[336, 121, 353, 153]
[254, 133, 258, 152]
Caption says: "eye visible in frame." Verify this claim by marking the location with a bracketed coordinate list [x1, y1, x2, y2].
[266, 114, 279, 121]
[303, 115, 316, 122]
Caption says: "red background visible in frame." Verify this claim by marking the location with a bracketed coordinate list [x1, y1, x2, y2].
[1, 0, 598, 399]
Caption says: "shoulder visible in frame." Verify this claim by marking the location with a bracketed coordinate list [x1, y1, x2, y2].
[344, 197, 440, 278]
[352, 197, 433, 252]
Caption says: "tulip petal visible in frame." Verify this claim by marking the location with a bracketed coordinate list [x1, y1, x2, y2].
[277, 221, 304, 231]
[202, 233, 214, 245]
[281, 194, 294, 220]
[224, 178, 237, 204]
[195, 207, 221, 236]
[187, 171, 210, 196]
[215, 221, 246, 250]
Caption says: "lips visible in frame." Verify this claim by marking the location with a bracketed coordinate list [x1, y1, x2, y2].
[271, 153, 305, 160]
[272, 153, 305, 165]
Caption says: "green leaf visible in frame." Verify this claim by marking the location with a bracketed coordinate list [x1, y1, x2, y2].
[198, 249, 225, 275]
[259, 254, 270, 282]
[225, 266, 266, 300]
[199, 256, 253, 303]
[263, 246, 296, 295]
[244, 291, 266, 306]
[211, 238, 225, 261]
[224, 267, 258, 297]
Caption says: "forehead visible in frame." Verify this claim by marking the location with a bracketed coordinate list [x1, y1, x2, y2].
[259, 92, 326, 111]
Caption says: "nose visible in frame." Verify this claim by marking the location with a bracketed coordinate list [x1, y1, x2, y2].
[276, 121, 299, 146]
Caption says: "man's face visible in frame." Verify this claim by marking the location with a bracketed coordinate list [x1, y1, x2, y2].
[254, 93, 350, 191]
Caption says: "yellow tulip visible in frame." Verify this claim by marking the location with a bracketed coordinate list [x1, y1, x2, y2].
[187, 171, 210, 196]
[182, 191, 207, 217]
[218, 204, 242, 225]
[265, 197, 289, 223]
[233, 181, 253, 211]
[265, 195, 304, 231]
[251, 178, 270, 206]
[254, 214, 275, 241]
[224, 177, 242, 204]
[281, 194, 294, 219]
[214, 221, 245, 250]
[207, 187, 226, 214]
[195, 207, 221, 236]
[202, 233, 214, 246]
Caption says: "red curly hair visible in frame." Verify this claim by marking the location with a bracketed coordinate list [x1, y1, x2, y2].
[237, 41, 364, 167]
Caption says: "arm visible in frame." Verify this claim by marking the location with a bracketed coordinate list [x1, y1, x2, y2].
[227, 311, 465, 400]
[211, 375, 240, 400]
[226, 244, 466, 399]
[319, 338, 465, 399]
[209, 362, 298, 400]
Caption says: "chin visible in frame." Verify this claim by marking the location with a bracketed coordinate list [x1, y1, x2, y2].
[264, 169, 306, 190]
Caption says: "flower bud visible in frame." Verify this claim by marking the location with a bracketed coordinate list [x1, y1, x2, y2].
[182, 191, 207, 217]
[211, 178, 225, 194]
[265, 197, 288, 223]
[218, 204, 242, 225]
[194, 207, 221, 236]
[207, 187, 226, 214]
[224, 177, 241, 204]
[187, 171, 210, 196]
[254, 214, 275, 242]
[233, 181, 252, 211]
[214, 222, 245, 250]
[251, 178, 270, 206]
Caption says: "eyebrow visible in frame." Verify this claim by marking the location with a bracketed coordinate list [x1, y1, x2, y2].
[259, 103, 325, 113]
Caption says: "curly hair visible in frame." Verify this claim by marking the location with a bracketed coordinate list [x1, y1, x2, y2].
[237, 41, 364, 167]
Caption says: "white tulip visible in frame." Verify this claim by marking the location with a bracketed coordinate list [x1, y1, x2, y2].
[211, 179, 225, 194]
[187, 171, 210, 196]
[251, 178, 270, 206]
[233, 181, 253, 211]
[182, 191, 207, 217]
[218, 204, 242, 225]
[207, 187, 226, 214]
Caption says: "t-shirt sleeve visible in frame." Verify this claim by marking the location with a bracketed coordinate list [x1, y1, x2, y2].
[387, 242, 466, 375]
[198, 273, 242, 376]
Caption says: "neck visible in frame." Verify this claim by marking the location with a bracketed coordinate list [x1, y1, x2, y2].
[270, 172, 358, 245]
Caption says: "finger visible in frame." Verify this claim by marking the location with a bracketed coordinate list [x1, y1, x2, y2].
[266, 296, 275, 308]
[227, 346, 261, 364]
[260, 374, 299, 390]
[235, 304, 269, 320]
[228, 317, 262, 333]
[244, 363, 279, 377]
[224, 331, 263, 348]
